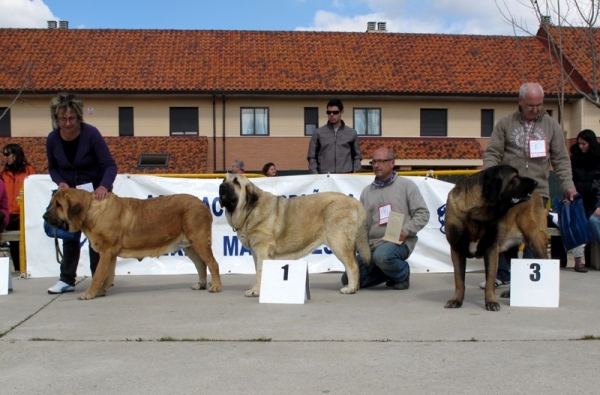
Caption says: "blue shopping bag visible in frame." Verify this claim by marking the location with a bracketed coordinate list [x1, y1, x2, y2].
[553, 194, 594, 251]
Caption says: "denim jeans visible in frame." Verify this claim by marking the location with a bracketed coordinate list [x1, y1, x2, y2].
[589, 213, 600, 241]
[357, 242, 410, 288]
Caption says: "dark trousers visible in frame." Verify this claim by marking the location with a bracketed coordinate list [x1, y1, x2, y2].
[6, 218, 20, 272]
[59, 233, 99, 286]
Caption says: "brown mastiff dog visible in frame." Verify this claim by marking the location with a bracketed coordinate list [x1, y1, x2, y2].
[444, 165, 547, 311]
[43, 189, 222, 300]
[218, 174, 371, 297]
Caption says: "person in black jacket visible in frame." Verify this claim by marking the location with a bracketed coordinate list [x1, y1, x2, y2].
[570, 129, 600, 269]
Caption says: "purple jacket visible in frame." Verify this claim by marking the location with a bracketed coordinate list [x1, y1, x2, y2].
[46, 123, 117, 191]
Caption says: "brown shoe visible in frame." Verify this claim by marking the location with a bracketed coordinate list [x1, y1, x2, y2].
[574, 262, 588, 273]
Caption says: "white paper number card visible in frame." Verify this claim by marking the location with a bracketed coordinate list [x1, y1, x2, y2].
[259, 260, 311, 304]
[510, 259, 559, 308]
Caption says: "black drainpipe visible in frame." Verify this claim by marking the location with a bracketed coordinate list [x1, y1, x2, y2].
[221, 94, 226, 172]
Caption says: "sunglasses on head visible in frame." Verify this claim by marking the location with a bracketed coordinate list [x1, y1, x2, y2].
[326, 110, 340, 115]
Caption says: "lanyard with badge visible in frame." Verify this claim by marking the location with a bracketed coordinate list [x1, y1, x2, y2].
[525, 121, 546, 168]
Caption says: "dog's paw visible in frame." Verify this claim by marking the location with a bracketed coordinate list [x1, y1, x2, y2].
[500, 290, 510, 298]
[444, 299, 463, 309]
[485, 301, 501, 311]
[339, 286, 357, 294]
[208, 282, 222, 293]
[191, 281, 207, 290]
[245, 288, 260, 297]
[77, 292, 96, 300]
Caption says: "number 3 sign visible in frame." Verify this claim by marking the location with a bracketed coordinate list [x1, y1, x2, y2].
[510, 259, 560, 308]
[259, 260, 311, 304]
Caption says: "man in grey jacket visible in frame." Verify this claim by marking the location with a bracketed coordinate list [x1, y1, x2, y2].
[307, 99, 362, 174]
[482, 82, 577, 288]
[342, 147, 430, 290]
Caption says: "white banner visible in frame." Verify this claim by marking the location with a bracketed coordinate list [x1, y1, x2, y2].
[24, 174, 483, 278]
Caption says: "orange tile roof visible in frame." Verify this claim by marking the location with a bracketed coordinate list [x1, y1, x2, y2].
[360, 138, 483, 161]
[0, 136, 208, 175]
[539, 25, 600, 93]
[0, 28, 579, 96]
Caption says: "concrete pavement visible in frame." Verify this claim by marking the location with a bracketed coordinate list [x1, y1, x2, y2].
[1, 268, 600, 394]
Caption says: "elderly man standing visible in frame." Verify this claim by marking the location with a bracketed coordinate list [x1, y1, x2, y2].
[342, 147, 430, 290]
[481, 82, 577, 288]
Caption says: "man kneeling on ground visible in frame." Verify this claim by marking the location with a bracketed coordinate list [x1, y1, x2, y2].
[342, 148, 430, 290]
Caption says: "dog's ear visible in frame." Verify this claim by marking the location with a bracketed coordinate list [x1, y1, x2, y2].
[245, 184, 260, 209]
[68, 201, 82, 220]
[481, 169, 501, 206]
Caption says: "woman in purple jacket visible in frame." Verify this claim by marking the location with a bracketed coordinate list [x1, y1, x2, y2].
[46, 92, 117, 294]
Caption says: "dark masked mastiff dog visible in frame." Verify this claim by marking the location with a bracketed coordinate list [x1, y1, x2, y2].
[43, 189, 222, 300]
[218, 174, 371, 297]
[444, 165, 547, 311]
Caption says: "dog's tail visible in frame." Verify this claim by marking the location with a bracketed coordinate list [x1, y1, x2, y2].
[355, 207, 372, 267]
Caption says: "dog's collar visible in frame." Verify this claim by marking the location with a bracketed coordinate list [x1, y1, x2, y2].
[232, 202, 258, 233]
[511, 195, 532, 205]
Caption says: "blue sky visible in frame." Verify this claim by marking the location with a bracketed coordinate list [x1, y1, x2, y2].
[0, 0, 565, 35]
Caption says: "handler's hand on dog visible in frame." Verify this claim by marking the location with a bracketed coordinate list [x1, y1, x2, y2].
[95, 186, 108, 201]
[58, 182, 69, 191]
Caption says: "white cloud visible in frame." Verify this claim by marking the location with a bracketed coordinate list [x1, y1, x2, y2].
[0, 0, 56, 28]
[297, 0, 545, 35]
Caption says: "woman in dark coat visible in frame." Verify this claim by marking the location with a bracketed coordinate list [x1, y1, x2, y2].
[570, 129, 600, 270]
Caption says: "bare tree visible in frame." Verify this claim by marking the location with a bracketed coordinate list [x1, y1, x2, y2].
[0, 62, 34, 121]
[495, 0, 600, 113]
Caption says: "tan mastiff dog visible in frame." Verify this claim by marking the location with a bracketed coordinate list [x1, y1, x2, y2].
[218, 174, 371, 297]
[43, 189, 222, 300]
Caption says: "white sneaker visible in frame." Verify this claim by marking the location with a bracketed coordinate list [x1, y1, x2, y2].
[479, 279, 510, 289]
[48, 280, 75, 294]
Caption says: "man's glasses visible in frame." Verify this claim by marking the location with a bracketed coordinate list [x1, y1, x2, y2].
[58, 117, 78, 124]
[369, 159, 393, 165]
[326, 110, 340, 115]
[526, 104, 543, 110]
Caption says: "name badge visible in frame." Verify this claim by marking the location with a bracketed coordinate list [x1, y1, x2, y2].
[379, 203, 391, 225]
[529, 139, 547, 158]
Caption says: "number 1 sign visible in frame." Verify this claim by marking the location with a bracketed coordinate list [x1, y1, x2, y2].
[259, 260, 311, 304]
[510, 259, 560, 308]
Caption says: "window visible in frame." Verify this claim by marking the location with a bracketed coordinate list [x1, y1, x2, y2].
[304, 107, 319, 135]
[354, 108, 381, 135]
[138, 153, 170, 168]
[119, 107, 134, 136]
[170, 107, 199, 135]
[420, 109, 447, 137]
[241, 108, 269, 135]
[481, 109, 494, 137]
[0, 107, 10, 137]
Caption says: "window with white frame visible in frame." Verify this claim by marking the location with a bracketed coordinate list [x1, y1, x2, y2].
[353, 108, 381, 135]
[241, 108, 269, 135]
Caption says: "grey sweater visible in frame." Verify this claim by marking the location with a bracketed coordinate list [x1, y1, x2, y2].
[360, 176, 430, 253]
[483, 110, 574, 198]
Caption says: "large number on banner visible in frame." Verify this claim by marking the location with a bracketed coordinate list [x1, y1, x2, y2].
[510, 259, 559, 308]
[0, 257, 11, 295]
[259, 260, 311, 304]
